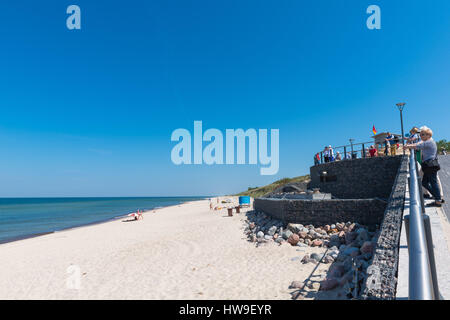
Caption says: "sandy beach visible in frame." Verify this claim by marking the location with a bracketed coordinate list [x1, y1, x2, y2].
[0, 198, 331, 300]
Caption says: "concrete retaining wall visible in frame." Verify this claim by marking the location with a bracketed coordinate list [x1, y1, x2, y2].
[309, 156, 403, 199]
[254, 198, 386, 228]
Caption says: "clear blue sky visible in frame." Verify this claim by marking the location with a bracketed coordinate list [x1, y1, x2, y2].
[0, 0, 449, 197]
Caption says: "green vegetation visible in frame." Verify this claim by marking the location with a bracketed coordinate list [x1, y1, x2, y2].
[235, 175, 310, 198]
[436, 139, 450, 154]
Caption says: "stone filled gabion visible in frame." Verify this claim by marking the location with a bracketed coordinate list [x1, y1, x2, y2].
[244, 210, 380, 297]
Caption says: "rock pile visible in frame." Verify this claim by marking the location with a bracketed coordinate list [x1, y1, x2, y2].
[244, 211, 379, 297]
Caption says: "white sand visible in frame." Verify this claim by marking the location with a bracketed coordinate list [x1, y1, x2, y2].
[0, 198, 329, 300]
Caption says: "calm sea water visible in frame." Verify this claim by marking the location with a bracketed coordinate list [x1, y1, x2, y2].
[0, 197, 206, 244]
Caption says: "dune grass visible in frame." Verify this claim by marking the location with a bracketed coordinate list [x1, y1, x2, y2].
[234, 175, 310, 198]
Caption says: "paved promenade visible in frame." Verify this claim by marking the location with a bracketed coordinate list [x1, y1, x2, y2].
[397, 155, 450, 300]
[438, 155, 450, 221]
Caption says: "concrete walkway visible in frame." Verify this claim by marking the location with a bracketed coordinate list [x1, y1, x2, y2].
[438, 155, 450, 221]
[397, 170, 450, 300]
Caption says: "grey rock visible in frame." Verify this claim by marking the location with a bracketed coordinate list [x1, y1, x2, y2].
[320, 278, 339, 291]
[287, 223, 303, 233]
[267, 226, 277, 236]
[310, 253, 324, 262]
[343, 247, 359, 256]
[343, 257, 353, 272]
[301, 255, 310, 264]
[289, 281, 304, 289]
[256, 231, 264, 239]
[329, 250, 339, 259]
[282, 230, 293, 240]
[356, 228, 369, 242]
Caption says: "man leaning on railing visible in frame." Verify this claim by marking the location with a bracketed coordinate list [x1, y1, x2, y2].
[404, 126, 443, 207]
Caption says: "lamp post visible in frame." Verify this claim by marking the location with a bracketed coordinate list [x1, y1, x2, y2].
[396, 102, 406, 155]
[349, 138, 355, 159]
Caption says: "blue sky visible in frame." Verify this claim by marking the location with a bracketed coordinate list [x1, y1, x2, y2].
[0, 0, 449, 197]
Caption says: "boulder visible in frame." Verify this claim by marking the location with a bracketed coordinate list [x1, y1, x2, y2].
[288, 234, 300, 246]
[323, 255, 335, 264]
[312, 239, 323, 247]
[310, 253, 324, 262]
[287, 223, 304, 233]
[298, 231, 307, 239]
[308, 282, 321, 290]
[328, 263, 345, 278]
[289, 281, 304, 289]
[356, 228, 369, 242]
[301, 254, 310, 264]
[282, 230, 293, 240]
[343, 247, 359, 257]
[360, 241, 375, 254]
[320, 278, 339, 291]
[339, 271, 353, 286]
[267, 226, 277, 236]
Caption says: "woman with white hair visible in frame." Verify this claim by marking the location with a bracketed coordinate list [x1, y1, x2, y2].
[405, 126, 443, 207]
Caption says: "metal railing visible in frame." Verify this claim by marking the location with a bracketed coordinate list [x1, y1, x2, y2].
[404, 151, 440, 300]
[314, 139, 408, 165]
[315, 141, 375, 164]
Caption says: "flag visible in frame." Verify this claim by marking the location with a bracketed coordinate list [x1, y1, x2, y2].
[372, 125, 377, 135]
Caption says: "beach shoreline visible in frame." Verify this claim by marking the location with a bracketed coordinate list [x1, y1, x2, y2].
[0, 197, 330, 300]
[0, 197, 207, 245]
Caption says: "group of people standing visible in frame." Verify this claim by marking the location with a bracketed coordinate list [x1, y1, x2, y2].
[313, 126, 444, 207]
[314, 145, 350, 165]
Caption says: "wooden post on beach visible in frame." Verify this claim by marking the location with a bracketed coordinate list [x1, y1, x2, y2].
[227, 208, 233, 216]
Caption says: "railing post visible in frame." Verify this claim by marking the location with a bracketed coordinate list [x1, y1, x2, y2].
[408, 152, 435, 300]
[362, 144, 365, 158]
[344, 146, 347, 160]
[422, 215, 440, 300]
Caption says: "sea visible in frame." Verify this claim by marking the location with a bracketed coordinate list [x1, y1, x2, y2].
[0, 197, 206, 244]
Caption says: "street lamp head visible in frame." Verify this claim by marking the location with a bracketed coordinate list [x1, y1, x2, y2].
[396, 102, 406, 111]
